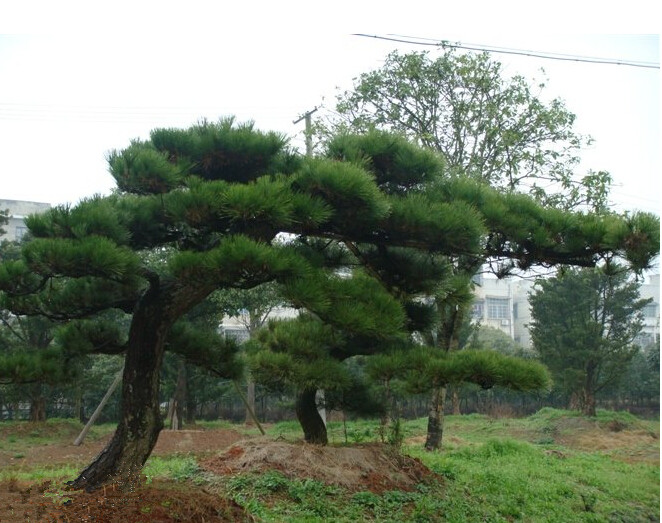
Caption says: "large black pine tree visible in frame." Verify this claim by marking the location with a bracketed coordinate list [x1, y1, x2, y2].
[0, 120, 658, 489]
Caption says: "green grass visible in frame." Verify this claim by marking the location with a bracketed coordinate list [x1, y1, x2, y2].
[144, 455, 201, 483]
[214, 410, 659, 522]
[1, 410, 658, 521]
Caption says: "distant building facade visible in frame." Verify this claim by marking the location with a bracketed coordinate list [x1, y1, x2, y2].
[219, 272, 660, 352]
[0, 199, 51, 242]
[472, 272, 660, 350]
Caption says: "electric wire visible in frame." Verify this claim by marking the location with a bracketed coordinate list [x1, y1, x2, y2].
[353, 34, 660, 69]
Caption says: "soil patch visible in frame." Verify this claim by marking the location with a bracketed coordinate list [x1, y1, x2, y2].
[0, 428, 243, 470]
[201, 438, 438, 494]
[0, 478, 245, 522]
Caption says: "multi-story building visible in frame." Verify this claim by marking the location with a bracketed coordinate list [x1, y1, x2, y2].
[220, 271, 660, 351]
[0, 199, 51, 242]
[638, 273, 660, 347]
[473, 272, 660, 350]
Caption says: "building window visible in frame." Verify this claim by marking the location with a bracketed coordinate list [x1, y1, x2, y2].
[223, 328, 250, 344]
[643, 302, 658, 318]
[486, 297, 509, 320]
[471, 300, 484, 320]
[513, 302, 518, 320]
[15, 226, 28, 240]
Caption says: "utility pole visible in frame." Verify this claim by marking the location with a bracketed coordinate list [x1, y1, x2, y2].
[293, 106, 318, 157]
[294, 107, 327, 427]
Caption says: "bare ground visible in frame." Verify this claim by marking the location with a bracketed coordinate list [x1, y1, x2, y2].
[0, 425, 438, 522]
[0, 416, 657, 522]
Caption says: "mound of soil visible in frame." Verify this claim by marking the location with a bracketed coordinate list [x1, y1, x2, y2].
[0, 479, 245, 522]
[202, 438, 438, 493]
[0, 428, 438, 521]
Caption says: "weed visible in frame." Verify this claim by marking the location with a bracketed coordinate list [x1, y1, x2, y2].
[144, 456, 200, 483]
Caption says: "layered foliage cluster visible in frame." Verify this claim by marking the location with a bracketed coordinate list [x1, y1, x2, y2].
[0, 118, 658, 487]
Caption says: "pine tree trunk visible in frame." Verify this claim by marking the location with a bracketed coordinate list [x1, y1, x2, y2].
[245, 379, 256, 425]
[29, 383, 46, 422]
[69, 339, 165, 490]
[170, 361, 186, 430]
[451, 386, 461, 415]
[424, 385, 447, 451]
[582, 387, 597, 417]
[68, 283, 193, 491]
[29, 396, 46, 422]
[295, 388, 327, 445]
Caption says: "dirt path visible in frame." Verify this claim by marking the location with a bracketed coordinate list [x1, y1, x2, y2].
[0, 428, 243, 471]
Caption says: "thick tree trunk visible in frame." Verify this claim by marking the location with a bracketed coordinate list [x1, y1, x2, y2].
[69, 339, 165, 490]
[581, 386, 597, 417]
[169, 360, 187, 430]
[68, 282, 200, 491]
[424, 385, 447, 451]
[29, 396, 46, 422]
[451, 386, 461, 415]
[295, 388, 327, 445]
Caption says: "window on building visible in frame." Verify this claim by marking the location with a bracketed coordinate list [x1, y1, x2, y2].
[471, 300, 484, 320]
[223, 328, 250, 344]
[486, 297, 509, 319]
[513, 302, 518, 319]
[15, 226, 28, 240]
[643, 302, 658, 318]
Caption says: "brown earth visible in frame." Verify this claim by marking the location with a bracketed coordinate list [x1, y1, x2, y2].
[0, 426, 438, 522]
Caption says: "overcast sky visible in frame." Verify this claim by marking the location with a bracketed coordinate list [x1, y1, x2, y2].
[1, 5, 660, 218]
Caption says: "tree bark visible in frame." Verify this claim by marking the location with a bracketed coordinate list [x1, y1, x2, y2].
[451, 386, 461, 415]
[295, 388, 328, 445]
[69, 281, 206, 491]
[424, 386, 447, 451]
[29, 396, 46, 422]
[169, 360, 187, 430]
[244, 379, 256, 425]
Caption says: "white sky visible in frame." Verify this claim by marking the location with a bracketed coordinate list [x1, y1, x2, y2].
[1, 3, 660, 218]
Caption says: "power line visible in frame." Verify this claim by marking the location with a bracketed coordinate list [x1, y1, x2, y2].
[353, 34, 660, 69]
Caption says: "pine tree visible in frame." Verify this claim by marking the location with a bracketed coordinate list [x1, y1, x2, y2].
[0, 120, 657, 490]
[529, 264, 650, 416]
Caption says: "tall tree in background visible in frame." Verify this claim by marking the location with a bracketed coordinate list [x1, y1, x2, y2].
[0, 240, 63, 421]
[325, 48, 611, 210]
[529, 264, 650, 416]
[319, 46, 616, 449]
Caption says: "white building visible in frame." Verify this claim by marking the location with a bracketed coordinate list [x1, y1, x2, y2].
[472, 272, 660, 350]
[0, 199, 51, 242]
[638, 273, 660, 347]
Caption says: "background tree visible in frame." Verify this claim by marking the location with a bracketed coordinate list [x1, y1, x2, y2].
[0, 240, 64, 421]
[214, 282, 285, 424]
[316, 46, 625, 449]
[323, 47, 611, 210]
[529, 264, 650, 416]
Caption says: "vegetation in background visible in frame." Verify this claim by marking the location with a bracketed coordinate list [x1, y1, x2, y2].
[529, 264, 651, 416]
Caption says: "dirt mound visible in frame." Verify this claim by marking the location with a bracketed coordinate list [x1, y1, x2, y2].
[0, 479, 244, 522]
[202, 438, 438, 493]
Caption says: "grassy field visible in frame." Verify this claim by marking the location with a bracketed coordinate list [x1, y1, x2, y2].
[0, 409, 659, 522]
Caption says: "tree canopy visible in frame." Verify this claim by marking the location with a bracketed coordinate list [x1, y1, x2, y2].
[0, 118, 658, 488]
[529, 264, 650, 416]
[324, 48, 611, 211]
